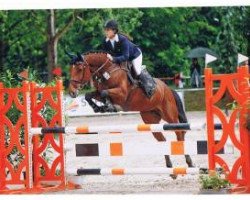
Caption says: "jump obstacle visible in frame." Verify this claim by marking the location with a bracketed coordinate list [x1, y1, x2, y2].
[30, 123, 223, 134]
[66, 167, 201, 176]
[0, 66, 249, 193]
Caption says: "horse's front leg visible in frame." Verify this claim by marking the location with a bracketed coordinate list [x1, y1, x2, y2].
[85, 91, 103, 113]
[100, 87, 127, 112]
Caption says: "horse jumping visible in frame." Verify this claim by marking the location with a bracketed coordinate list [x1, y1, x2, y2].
[67, 51, 194, 169]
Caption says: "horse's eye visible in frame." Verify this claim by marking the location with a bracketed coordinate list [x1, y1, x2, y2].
[76, 67, 82, 72]
[77, 65, 85, 71]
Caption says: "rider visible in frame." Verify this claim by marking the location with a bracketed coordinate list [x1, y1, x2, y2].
[102, 19, 156, 98]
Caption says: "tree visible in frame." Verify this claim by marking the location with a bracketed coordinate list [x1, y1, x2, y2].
[0, 10, 49, 75]
[133, 8, 201, 76]
[243, 7, 250, 57]
[0, 11, 7, 72]
[57, 8, 143, 74]
[0, 7, 249, 81]
[46, 9, 76, 81]
[214, 7, 248, 73]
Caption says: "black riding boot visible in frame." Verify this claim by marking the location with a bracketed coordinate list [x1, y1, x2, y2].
[138, 69, 156, 98]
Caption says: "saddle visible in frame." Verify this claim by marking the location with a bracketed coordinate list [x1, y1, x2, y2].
[121, 61, 156, 98]
[124, 61, 139, 85]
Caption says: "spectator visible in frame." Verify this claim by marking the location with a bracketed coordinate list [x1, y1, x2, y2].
[190, 58, 202, 88]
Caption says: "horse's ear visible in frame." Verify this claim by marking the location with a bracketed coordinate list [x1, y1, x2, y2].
[77, 52, 84, 62]
[65, 50, 76, 59]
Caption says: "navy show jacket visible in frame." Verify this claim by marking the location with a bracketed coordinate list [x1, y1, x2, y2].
[102, 33, 141, 63]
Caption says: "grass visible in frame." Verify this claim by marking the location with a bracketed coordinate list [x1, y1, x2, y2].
[185, 89, 233, 111]
[185, 90, 206, 111]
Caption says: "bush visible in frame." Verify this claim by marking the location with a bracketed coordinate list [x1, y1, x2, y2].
[199, 171, 231, 190]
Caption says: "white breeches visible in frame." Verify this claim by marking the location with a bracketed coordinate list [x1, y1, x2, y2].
[132, 53, 143, 75]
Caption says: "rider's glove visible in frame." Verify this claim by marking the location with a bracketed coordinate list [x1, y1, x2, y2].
[107, 54, 113, 61]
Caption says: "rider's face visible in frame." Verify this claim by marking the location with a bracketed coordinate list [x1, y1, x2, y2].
[104, 28, 116, 39]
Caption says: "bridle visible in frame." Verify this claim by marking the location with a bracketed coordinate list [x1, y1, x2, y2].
[70, 57, 110, 89]
[91, 58, 110, 77]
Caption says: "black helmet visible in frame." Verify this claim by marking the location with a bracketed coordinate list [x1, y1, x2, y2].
[104, 20, 118, 32]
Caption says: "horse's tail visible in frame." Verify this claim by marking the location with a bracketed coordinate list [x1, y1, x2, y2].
[171, 89, 188, 123]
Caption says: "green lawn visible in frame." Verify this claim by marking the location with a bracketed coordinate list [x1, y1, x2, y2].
[184, 89, 233, 111]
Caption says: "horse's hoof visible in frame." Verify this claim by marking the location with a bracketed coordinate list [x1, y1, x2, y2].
[105, 105, 117, 113]
[170, 174, 177, 180]
[108, 107, 117, 112]
[108, 108, 117, 112]
[99, 107, 106, 113]
[92, 106, 100, 113]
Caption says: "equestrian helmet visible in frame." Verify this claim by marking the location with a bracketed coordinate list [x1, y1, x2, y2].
[104, 20, 118, 32]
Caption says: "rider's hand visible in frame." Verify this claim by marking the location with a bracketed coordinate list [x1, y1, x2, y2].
[107, 54, 113, 61]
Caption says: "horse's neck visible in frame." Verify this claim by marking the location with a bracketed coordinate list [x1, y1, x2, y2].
[86, 53, 127, 76]
[94, 59, 119, 72]
[92, 61, 115, 73]
[86, 54, 106, 71]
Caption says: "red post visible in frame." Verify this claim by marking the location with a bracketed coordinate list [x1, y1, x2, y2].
[55, 80, 66, 188]
[205, 68, 216, 170]
[237, 66, 250, 191]
[0, 82, 7, 190]
[21, 81, 32, 190]
[31, 80, 66, 191]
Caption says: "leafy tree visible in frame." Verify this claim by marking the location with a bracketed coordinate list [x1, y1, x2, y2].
[46, 9, 76, 81]
[214, 7, 248, 73]
[0, 7, 249, 82]
[0, 10, 47, 73]
[58, 8, 143, 73]
[133, 8, 218, 76]
[243, 7, 250, 57]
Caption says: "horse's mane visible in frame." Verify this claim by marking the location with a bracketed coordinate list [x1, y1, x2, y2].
[83, 50, 108, 56]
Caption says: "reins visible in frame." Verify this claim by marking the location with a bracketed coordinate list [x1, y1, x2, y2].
[91, 58, 110, 77]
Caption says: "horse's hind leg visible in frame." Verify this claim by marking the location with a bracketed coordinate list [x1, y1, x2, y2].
[161, 90, 194, 168]
[140, 110, 173, 168]
[161, 117, 194, 168]
[175, 131, 194, 168]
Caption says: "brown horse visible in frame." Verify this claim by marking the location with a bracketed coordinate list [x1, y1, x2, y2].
[68, 51, 194, 169]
